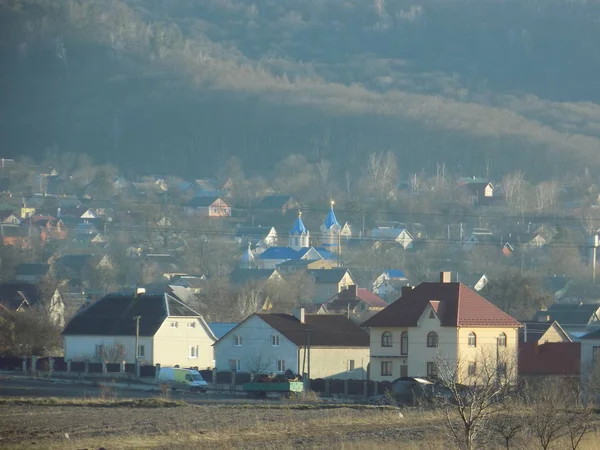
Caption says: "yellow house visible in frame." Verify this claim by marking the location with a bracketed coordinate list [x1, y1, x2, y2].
[362, 272, 521, 384]
[63, 291, 216, 368]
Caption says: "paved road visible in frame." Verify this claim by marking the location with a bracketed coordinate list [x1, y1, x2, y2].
[0, 375, 279, 404]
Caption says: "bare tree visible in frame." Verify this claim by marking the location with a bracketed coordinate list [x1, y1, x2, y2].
[55, 37, 68, 78]
[526, 379, 569, 450]
[431, 348, 517, 450]
[580, 206, 600, 236]
[535, 180, 559, 213]
[367, 151, 398, 198]
[490, 399, 524, 450]
[0, 307, 62, 357]
[245, 353, 272, 375]
[101, 342, 128, 363]
[502, 171, 527, 215]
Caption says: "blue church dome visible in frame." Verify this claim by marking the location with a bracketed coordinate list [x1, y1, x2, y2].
[290, 212, 307, 235]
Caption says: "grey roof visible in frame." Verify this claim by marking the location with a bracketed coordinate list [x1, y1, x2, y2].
[230, 268, 278, 285]
[533, 303, 600, 326]
[15, 263, 50, 277]
[307, 268, 351, 284]
[63, 292, 199, 336]
[0, 282, 42, 310]
[256, 195, 296, 210]
[235, 227, 274, 238]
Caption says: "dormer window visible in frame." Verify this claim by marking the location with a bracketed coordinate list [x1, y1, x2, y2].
[429, 310, 435, 319]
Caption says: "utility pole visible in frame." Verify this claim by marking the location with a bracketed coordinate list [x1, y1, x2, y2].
[133, 315, 141, 364]
[307, 329, 311, 383]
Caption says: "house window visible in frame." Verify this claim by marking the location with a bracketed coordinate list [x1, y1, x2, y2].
[468, 332, 477, 348]
[381, 361, 393, 377]
[427, 332, 438, 348]
[189, 345, 198, 358]
[95, 344, 104, 358]
[468, 362, 477, 376]
[401, 331, 408, 355]
[229, 359, 240, 371]
[187, 322, 196, 328]
[277, 360, 285, 372]
[137, 345, 145, 358]
[427, 362, 438, 378]
[400, 365, 408, 378]
[271, 335, 280, 346]
[348, 360, 355, 371]
[429, 310, 435, 319]
[593, 346, 600, 362]
[233, 335, 242, 346]
[171, 321, 178, 328]
[381, 331, 392, 347]
[497, 333, 507, 348]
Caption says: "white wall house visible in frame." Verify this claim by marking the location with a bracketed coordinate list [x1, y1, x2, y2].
[214, 310, 370, 379]
[63, 292, 216, 368]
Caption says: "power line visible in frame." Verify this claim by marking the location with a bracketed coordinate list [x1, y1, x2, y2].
[5, 193, 600, 223]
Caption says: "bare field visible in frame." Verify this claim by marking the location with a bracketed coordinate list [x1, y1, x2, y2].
[0, 401, 437, 449]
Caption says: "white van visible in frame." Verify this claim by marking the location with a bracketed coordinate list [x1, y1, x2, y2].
[158, 367, 208, 393]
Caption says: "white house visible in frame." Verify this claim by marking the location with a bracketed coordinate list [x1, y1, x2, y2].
[63, 291, 216, 368]
[213, 309, 370, 379]
[370, 227, 414, 249]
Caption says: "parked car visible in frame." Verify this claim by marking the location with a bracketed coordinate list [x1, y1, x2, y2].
[158, 367, 208, 392]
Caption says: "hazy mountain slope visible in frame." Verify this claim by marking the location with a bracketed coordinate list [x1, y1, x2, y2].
[1, 0, 600, 178]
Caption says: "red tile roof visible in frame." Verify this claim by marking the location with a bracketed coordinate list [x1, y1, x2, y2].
[518, 342, 580, 376]
[361, 282, 521, 328]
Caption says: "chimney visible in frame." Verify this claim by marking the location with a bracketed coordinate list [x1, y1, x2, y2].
[440, 272, 452, 283]
[401, 286, 414, 297]
[348, 284, 357, 298]
[293, 307, 305, 324]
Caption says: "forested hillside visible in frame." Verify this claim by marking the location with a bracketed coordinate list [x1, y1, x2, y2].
[2, 0, 600, 179]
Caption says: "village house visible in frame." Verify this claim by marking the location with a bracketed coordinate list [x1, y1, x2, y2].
[213, 309, 369, 379]
[184, 196, 231, 217]
[63, 291, 216, 367]
[255, 195, 300, 215]
[318, 285, 387, 315]
[234, 226, 278, 247]
[371, 270, 410, 300]
[533, 303, 600, 336]
[308, 268, 356, 302]
[276, 259, 337, 275]
[0, 281, 65, 327]
[362, 272, 521, 383]
[370, 226, 414, 249]
[14, 263, 50, 282]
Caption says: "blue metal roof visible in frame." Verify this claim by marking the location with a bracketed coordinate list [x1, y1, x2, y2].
[290, 215, 307, 235]
[386, 269, 407, 279]
[324, 205, 339, 229]
[208, 322, 238, 339]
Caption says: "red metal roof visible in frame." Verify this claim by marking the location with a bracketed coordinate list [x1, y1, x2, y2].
[356, 288, 388, 308]
[361, 282, 521, 328]
[518, 342, 580, 376]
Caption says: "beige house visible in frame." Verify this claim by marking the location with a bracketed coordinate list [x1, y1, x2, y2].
[213, 309, 370, 379]
[184, 196, 231, 217]
[362, 272, 521, 384]
[63, 291, 216, 368]
[308, 268, 356, 301]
